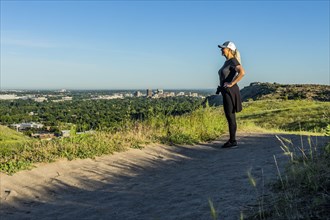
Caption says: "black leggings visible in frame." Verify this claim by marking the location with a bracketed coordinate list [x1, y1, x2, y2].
[222, 91, 237, 141]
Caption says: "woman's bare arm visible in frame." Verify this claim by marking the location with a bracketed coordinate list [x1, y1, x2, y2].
[224, 65, 245, 88]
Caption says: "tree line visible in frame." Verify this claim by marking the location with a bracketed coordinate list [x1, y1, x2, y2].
[0, 97, 203, 132]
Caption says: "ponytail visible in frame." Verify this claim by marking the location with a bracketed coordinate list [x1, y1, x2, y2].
[234, 49, 241, 64]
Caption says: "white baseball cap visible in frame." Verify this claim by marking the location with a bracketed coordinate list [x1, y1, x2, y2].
[218, 41, 236, 51]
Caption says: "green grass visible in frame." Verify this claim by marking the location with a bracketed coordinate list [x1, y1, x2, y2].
[1, 99, 329, 174]
[238, 100, 330, 134]
[0, 106, 227, 174]
[0, 125, 30, 145]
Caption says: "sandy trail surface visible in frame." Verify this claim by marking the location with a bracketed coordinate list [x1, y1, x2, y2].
[0, 133, 328, 220]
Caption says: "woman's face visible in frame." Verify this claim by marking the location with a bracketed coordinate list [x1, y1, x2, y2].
[221, 47, 229, 57]
[221, 48, 230, 58]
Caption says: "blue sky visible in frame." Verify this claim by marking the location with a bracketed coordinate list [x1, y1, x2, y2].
[1, 1, 329, 90]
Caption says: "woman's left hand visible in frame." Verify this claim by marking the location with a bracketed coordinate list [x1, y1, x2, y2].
[224, 82, 233, 88]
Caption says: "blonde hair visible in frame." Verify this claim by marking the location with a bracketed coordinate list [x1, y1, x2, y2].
[231, 49, 241, 64]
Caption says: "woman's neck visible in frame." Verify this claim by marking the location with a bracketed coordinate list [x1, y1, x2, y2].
[226, 54, 234, 60]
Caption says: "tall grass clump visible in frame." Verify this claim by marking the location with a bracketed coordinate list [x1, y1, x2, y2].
[271, 136, 330, 219]
[149, 106, 227, 145]
[246, 136, 330, 219]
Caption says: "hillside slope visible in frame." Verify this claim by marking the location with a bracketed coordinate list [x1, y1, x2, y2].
[240, 82, 330, 102]
[0, 125, 30, 144]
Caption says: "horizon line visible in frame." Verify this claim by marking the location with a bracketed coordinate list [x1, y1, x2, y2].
[1, 82, 330, 91]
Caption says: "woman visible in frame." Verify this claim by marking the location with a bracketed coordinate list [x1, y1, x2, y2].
[216, 41, 245, 148]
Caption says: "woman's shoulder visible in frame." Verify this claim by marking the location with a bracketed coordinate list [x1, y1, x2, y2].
[229, 58, 240, 66]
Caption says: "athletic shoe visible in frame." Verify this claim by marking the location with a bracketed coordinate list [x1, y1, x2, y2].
[221, 140, 238, 149]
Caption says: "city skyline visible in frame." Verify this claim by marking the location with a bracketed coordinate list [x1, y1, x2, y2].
[1, 1, 329, 90]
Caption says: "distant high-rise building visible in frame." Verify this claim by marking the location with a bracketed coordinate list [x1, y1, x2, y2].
[147, 89, 153, 97]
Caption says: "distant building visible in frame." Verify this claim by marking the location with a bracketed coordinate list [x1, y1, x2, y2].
[62, 96, 73, 101]
[0, 94, 19, 100]
[134, 91, 142, 97]
[146, 89, 153, 97]
[111, 93, 124, 99]
[33, 97, 47, 102]
[157, 89, 164, 94]
[176, 92, 185, 96]
[11, 122, 44, 131]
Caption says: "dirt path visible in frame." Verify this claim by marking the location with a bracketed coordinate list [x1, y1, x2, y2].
[0, 133, 328, 220]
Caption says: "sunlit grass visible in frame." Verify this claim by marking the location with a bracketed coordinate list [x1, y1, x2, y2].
[0, 125, 30, 145]
[1, 99, 329, 174]
[238, 100, 329, 134]
[0, 106, 227, 174]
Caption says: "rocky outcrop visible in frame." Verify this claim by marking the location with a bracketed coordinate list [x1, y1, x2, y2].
[240, 82, 330, 102]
